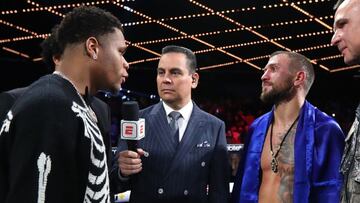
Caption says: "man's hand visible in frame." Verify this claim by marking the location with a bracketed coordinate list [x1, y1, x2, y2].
[118, 148, 145, 176]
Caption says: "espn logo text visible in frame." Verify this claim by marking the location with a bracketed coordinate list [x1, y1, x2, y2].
[120, 119, 145, 140]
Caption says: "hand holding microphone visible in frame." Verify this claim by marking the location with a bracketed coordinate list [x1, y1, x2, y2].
[118, 149, 145, 176]
[118, 101, 146, 176]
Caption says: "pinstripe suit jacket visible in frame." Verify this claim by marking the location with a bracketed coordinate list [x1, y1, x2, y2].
[114, 101, 230, 203]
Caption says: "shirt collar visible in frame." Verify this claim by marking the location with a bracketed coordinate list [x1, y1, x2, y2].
[162, 100, 193, 121]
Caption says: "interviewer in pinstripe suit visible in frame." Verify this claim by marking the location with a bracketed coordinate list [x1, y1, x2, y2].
[113, 45, 230, 203]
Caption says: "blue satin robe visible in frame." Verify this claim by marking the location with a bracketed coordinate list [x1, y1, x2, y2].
[232, 101, 345, 203]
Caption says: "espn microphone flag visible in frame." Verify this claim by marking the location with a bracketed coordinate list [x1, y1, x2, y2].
[121, 119, 145, 140]
[120, 101, 145, 152]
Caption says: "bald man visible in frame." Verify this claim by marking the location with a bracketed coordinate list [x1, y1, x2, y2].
[331, 0, 360, 202]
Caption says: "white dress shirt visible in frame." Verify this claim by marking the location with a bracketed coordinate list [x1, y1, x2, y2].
[163, 101, 193, 142]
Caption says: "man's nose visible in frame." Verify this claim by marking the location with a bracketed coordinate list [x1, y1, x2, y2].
[331, 31, 340, 46]
[261, 69, 269, 81]
[122, 56, 129, 71]
[162, 73, 172, 83]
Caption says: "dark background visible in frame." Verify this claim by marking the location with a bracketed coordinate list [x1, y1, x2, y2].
[1, 0, 359, 137]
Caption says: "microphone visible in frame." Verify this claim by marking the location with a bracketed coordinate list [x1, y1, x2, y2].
[120, 101, 145, 152]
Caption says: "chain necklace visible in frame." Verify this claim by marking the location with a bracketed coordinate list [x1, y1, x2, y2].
[270, 115, 299, 173]
[53, 71, 98, 123]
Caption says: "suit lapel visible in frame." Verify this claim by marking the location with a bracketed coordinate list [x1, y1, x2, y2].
[163, 103, 206, 181]
[147, 102, 177, 155]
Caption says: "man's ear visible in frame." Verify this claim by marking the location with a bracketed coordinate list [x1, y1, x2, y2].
[294, 71, 305, 87]
[191, 72, 199, 88]
[52, 55, 61, 66]
[85, 37, 99, 60]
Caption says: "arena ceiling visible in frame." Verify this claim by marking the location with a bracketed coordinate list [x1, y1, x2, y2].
[0, 0, 359, 74]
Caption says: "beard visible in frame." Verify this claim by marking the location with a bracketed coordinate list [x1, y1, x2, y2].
[344, 52, 360, 65]
[260, 77, 296, 105]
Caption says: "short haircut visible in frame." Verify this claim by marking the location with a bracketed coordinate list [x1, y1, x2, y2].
[57, 6, 123, 54]
[270, 51, 315, 94]
[161, 45, 197, 73]
[40, 25, 60, 71]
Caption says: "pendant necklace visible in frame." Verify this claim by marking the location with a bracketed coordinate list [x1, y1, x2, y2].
[53, 71, 98, 123]
[270, 115, 299, 173]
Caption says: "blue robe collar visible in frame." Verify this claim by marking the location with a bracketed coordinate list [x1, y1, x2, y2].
[238, 100, 316, 203]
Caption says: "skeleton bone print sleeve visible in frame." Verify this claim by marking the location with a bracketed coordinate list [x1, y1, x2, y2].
[0, 75, 111, 203]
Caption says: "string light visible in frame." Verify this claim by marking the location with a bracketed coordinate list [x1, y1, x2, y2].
[129, 57, 161, 65]
[122, 8, 257, 27]
[0, 19, 38, 36]
[1, 10, 18, 15]
[290, 3, 332, 30]
[318, 64, 330, 71]
[2, 46, 30, 58]
[190, 0, 331, 64]
[1, 1, 134, 15]
[0, 39, 11, 43]
[9, 0, 306, 17]
[293, 44, 332, 52]
[114, 2, 261, 70]
[263, 0, 330, 9]
[32, 57, 43, 62]
[311, 54, 342, 62]
[244, 55, 271, 62]
[125, 0, 336, 71]
[199, 61, 241, 70]
[188, 0, 299, 63]
[0, 34, 50, 44]
[0, 0, 344, 72]
[132, 18, 330, 48]
[330, 65, 360, 73]
[132, 44, 161, 56]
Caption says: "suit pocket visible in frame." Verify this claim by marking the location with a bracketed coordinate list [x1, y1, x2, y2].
[190, 145, 212, 155]
[188, 145, 213, 166]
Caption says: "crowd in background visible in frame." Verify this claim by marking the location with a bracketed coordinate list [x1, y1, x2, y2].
[102, 94, 358, 147]
[103, 95, 357, 179]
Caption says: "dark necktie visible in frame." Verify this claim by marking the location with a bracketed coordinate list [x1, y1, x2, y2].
[168, 111, 181, 144]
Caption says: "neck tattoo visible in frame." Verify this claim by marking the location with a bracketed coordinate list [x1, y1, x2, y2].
[269, 115, 299, 173]
[53, 71, 98, 123]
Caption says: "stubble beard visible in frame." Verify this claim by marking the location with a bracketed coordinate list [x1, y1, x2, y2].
[260, 79, 296, 105]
